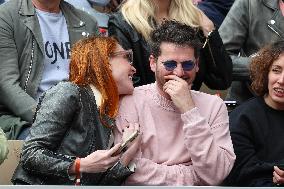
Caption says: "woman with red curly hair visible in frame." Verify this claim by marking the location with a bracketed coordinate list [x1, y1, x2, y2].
[12, 36, 140, 185]
[224, 40, 284, 187]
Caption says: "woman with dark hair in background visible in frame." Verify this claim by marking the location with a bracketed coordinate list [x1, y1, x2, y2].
[225, 40, 284, 186]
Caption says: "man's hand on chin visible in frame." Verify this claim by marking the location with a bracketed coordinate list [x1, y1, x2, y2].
[163, 75, 195, 113]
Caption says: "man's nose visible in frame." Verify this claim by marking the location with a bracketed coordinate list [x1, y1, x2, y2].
[173, 63, 185, 77]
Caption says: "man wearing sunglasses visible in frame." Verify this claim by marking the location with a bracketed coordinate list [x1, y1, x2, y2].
[114, 20, 235, 186]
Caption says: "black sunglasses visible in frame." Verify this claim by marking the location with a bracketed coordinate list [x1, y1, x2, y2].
[162, 60, 195, 71]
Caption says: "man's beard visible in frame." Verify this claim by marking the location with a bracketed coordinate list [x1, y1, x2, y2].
[155, 70, 192, 98]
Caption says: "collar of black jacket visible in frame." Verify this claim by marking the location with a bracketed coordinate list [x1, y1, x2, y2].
[262, 0, 279, 10]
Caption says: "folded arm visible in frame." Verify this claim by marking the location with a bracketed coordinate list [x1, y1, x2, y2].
[115, 96, 235, 185]
[180, 104, 235, 185]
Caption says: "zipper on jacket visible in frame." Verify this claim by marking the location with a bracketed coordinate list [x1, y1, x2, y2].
[268, 24, 281, 37]
[207, 40, 216, 67]
[24, 38, 35, 92]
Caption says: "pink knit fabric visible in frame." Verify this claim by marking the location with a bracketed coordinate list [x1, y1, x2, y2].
[280, 0, 284, 16]
[114, 83, 235, 185]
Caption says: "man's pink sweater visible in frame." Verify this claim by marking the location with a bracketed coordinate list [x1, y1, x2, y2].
[114, 83, 235, 185]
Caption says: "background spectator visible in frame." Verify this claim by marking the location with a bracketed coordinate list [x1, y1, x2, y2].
[108, 0, 232, 90]
[224, 40, 284, 186]
[219, 0, 284, 104]
[0, 0, 98, 139]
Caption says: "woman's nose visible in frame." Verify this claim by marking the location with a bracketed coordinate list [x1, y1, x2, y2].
[131, 66, 136, 74]
[277, 72, 284, 84]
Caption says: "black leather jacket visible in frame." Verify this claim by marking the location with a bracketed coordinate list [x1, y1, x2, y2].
[12, 82, 132, 185]
[108, 11, 232, 90]
[219, 0, 284, 104]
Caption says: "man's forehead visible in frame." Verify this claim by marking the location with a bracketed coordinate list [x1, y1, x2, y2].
[160, 42, 194, 51]
[159, 42, 195, 56]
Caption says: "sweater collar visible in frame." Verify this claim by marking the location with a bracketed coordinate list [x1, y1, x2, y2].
[152, 83, 179, 112]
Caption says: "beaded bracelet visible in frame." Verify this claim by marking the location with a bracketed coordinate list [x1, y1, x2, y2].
[75, 158, 81, 186]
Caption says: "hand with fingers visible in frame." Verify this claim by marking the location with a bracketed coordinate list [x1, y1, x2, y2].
[163, 75, 195, 113]
[79, 143, 121, 173]
[120, 122, 141, 166]
[273, 166, 284, 186]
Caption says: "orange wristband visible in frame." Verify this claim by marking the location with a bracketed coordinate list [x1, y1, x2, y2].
[75, 158, 81, 186]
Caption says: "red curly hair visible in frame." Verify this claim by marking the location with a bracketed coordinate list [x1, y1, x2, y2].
[250, 40, 284, 96]
[69, 36, 119, 127]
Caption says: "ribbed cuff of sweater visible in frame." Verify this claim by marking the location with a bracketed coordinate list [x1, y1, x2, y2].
[181, 107, 203, 128]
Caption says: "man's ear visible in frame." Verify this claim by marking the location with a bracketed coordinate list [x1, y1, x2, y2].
[149, 55, 157, 73]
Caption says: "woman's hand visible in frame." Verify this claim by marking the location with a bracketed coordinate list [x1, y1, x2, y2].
[198, 11, 215, 37]
[79, 143, 121, 173]
[273, 166, 284, 185]
[119, 122, 141, 166]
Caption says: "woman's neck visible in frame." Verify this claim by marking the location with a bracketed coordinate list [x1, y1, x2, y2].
[89, 84, 102, 107]
[264, 94, 284, 110]
[153, 0, 171, 23]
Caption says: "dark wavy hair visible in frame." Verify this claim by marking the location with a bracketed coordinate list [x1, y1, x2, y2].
[250, 40, 284, 96]
[149, 20, 202, 59]
[69, 36, 119, 126]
